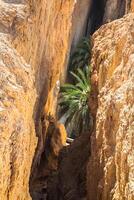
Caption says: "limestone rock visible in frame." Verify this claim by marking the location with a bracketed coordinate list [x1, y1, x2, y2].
[87, 14, 134, 200]
[0, 0, 92, 198]
[70, 0, 91, 51]
[103, 0, 134, 23]
[47, 132, 91, 200]
[131, 0, 134, 11]
[0, 0, 76, 199]
[30, 118, 67, 199]
[0, 3, 37, 200]
[0, 35, 37, 199]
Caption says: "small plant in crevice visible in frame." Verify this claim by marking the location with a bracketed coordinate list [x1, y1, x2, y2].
[69, 37, 92, 72]
[59, 67, 91, 138]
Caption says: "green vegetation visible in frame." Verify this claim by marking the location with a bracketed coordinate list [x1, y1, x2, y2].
[69, 37, 91, 72]
[59, 37, 92, 137]
[59, 67, 91, 137]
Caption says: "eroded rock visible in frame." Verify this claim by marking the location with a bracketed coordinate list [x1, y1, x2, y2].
[47, 132, 91, 200]
[87, 13, 134, 200]
[0, 0, 76, 199]
[0, 35, 37, 200]
[30, 117, 67, 200]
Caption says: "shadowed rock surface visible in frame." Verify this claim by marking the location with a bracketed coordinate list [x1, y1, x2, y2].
[47, 132, 91, 200]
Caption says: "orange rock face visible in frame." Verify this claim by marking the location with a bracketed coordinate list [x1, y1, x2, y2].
[1, 0, 134, 199]
[0, 34, 37, 200]
[0, 0, 93, 198]
[46, 120, 67, 171]
[0, 3, 37, 197]
[87, 14, 134, 200]
[0, 0, 76, 199]
[131, 0, 134, 11]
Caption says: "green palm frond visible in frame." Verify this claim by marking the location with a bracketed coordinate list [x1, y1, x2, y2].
[59, 67, 91, 136]
[58, 37, 92, 137]
[69, 37, 92, 71]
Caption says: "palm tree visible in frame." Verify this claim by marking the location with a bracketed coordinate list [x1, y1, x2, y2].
[59, 67, 91, 137]
[69, 37, 92, 72]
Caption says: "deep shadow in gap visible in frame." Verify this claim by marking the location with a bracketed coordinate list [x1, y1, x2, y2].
[86, 0, 106, 35]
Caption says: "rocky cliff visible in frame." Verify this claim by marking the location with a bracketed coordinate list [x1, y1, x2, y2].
[0, 1, 37, 199]
[0, 0, 93, 199]
[0, 33, 37, 200]
[0, 0, 134, 200]
[88, 13, 134, 200]
[0, 0, 77, 199]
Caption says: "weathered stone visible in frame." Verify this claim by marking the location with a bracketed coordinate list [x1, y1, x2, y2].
[47, 132, 91, 200]
[87, 13, 134, 200]
[0, 0, 92, 198]
[70, 0, 91, 51]
[0, 35, 37, 200]
[1, 0, 134, 199]
[30, 118, 67, 199]
[103, 0, 133, 23]
[0, 0, 76, 199]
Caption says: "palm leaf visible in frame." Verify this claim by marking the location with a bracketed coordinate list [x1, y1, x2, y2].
[58, 38, 92, 137]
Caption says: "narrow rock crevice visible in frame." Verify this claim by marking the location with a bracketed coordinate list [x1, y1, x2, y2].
[29, 1, 92, 198]
[103, 0, 126, 23]
[47, 131, 91, 200]
[29, 1, 132, 200]
[0, 0, 133, 199]
[86, 0, 106, 35]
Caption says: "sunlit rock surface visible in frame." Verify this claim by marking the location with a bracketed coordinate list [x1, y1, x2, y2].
[0, 33, 37, 200]
[87, 13, 134, 200]
[0, 1, 37, 199]
[0, 0, 92, 199]
[1, 0, 134, 199]
[0, 0, 76, 199]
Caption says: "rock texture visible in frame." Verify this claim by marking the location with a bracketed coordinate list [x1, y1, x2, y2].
[70, 0, 91, 51]
[47, 131, 91, 200]
[0, 3, 37, 200]
[0, 0, 93, 199]
[87, 13, 134, 200]
[1, 0, 134, 200]
[0, 0, 77, 199]
[31, 117, 67, 200]
[0, 35, 36, 200]
[103, 0, 134, 23]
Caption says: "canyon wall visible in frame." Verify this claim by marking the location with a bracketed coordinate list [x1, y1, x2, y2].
[0, 1, 37, 199]
[88, 13, 134, 200]
[88, 0, 133, 34]
[103, 0, 126, 23]
[0, 0, 77, 199]
[103, 0, 134, 23]
[0, 0, 93, 199]
[0, 33, 37, 200]
[69, 0, 91, 51]
[0, 0, 134, 199]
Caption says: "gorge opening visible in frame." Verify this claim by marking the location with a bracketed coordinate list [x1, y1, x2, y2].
[29, 1, 128, 200]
